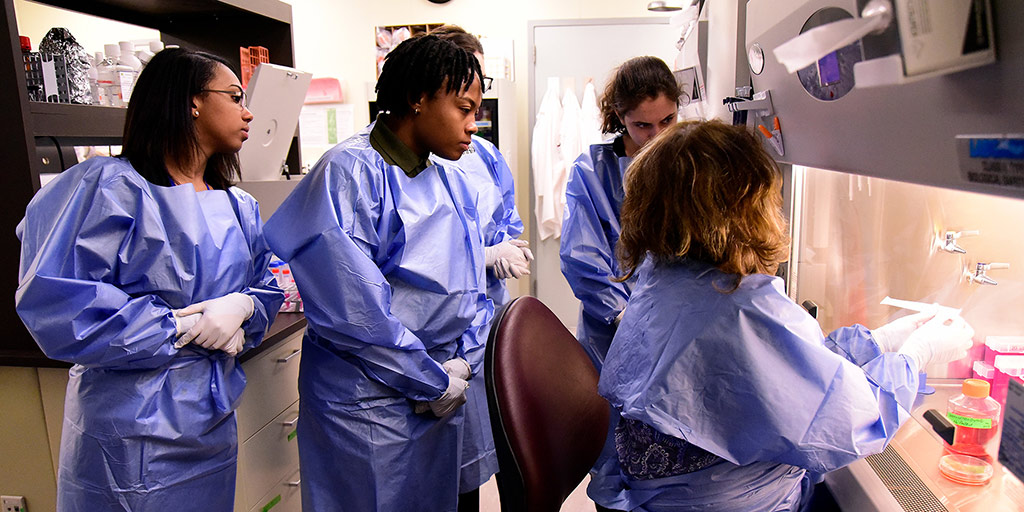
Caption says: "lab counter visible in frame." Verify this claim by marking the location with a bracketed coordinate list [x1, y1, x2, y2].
[825, 380, 1024, 511]
[0, 312, 306, 368]
[240, 311, 306, 363]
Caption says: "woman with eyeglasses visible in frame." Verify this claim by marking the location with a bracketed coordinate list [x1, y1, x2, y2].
[16, 47, 284, 510]
[263, 35, 492, 511]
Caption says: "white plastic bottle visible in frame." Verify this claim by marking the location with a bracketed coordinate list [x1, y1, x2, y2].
[100, 44, 123, 107]
[87, 53, 102, 106]
[137, 40, 165, 69]
[95, 47, 118, 107]
[117, 42, 141, 104]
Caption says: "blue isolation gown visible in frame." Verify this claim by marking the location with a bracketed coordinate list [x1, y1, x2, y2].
[437, 135, 522, 493]
[592, 258, 921, 512]
[560, 139, 634, 497]
[15, 157, 283, 512]
[560, 139, 633, 369]
[262, 124, 492, 511]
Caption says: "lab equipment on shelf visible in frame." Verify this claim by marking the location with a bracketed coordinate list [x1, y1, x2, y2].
[269, 259, 302, 312]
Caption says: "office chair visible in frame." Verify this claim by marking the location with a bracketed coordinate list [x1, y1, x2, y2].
[484, 296, 611, 512]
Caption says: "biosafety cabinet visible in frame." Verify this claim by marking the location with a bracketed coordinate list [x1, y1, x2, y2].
[738, 0, 1024, 509]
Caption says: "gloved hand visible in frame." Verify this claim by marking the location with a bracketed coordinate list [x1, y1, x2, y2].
[171, 312, 202, 349]
[422, 376, 469, 417]
[221, 328, 246, 357]
[871, 310, 936, 353]
[442, 357, 472, 381]
[176, 293, 254, 353]
[485, 239, 533, 279]
[897, 314, 974, 370]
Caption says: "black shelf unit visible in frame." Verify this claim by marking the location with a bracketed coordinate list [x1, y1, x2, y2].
[0, 0, 298, 366]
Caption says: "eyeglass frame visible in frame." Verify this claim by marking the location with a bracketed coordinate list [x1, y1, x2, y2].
[199, 88, 247, 106]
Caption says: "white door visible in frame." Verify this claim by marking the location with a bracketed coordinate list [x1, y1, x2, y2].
[529, 18, 678, 332]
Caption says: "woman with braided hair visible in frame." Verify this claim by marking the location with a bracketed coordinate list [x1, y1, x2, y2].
[263, 35, 492, 510]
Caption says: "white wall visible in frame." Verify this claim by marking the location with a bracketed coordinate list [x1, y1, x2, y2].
[14, 0, 160, 55]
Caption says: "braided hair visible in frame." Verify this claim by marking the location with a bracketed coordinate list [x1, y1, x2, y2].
[375, 35, 483, 118]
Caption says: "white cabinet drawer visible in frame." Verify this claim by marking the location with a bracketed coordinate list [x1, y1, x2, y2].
[237, 400, 300, 511]
[248, 467, 301, 512]
[237, 331, 303, 441]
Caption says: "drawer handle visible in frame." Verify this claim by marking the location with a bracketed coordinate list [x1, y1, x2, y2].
[281, 415, 299, 428]
[276, 349, 301, 363]
[287, 478, 301, 487]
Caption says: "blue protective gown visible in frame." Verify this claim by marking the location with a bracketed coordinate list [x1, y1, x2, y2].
[16, 157, 283, 512]
[560, 139, 634, 495]
[262, 125, 493, 511]
[560, 139, 633, 369]
[592, 258, 922, 512]
[436, 135, 522, 493]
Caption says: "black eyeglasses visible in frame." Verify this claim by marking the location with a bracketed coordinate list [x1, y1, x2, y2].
[201, 88, 246, 106]
[482, 76, 493, 94]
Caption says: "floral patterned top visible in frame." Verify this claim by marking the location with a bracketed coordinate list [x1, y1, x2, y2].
[615, 417, 723, 480]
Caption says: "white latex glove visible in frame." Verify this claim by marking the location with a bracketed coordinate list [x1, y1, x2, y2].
[509, 239, 535, 264]
[442, 357, 472, 381]
[414, 364, 472, 414]
[221, 328, 246, 357]
[427, 376, 469, 417]
[176, 293, 254, 353]
[171, 312, 202, 349]
[897, 314, 974, 371]
[485, 239, 532, 279]
[871, 310, 936, 353]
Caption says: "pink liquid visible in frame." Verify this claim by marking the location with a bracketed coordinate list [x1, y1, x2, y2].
[946, 394, 1001, 461]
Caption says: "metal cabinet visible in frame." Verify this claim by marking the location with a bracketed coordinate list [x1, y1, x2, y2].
[235, 329, 303, 512]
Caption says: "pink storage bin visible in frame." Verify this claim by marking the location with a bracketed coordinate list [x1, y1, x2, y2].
[985, 336, 1024, 365]
[973, 360, 996, 388]
[991, 355, 1024, 407]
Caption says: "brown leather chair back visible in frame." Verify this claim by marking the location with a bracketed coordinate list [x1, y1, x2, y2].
[484, 296, 610, 512]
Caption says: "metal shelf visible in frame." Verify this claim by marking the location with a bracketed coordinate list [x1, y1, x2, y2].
[30, 102, 125, 142]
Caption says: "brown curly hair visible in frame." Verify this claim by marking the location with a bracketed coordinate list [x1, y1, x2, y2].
[600, 56, 681, 134]
[615, 120, 789, 288]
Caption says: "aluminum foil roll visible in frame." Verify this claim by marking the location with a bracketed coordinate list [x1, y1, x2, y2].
[38, 27, 92, 104]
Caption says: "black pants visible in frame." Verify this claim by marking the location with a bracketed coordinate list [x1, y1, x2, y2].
[457, 489, 479, 512]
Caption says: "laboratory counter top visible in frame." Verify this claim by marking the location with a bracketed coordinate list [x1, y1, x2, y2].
[0, 312, 306, 368]
[239, 311, 306, 363]
[826, 379, 1024, 511]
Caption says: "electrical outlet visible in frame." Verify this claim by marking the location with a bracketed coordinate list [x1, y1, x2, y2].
[1, 496, 26, 512]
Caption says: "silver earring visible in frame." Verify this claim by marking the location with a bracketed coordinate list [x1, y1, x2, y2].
[193, 110, 200, 118]
[414, 108, 420, 115]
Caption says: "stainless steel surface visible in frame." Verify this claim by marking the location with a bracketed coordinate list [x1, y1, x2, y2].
[865, 445, 949, 512]
[829, 380, 1024, 511]
[744, 0, 1023, 200]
